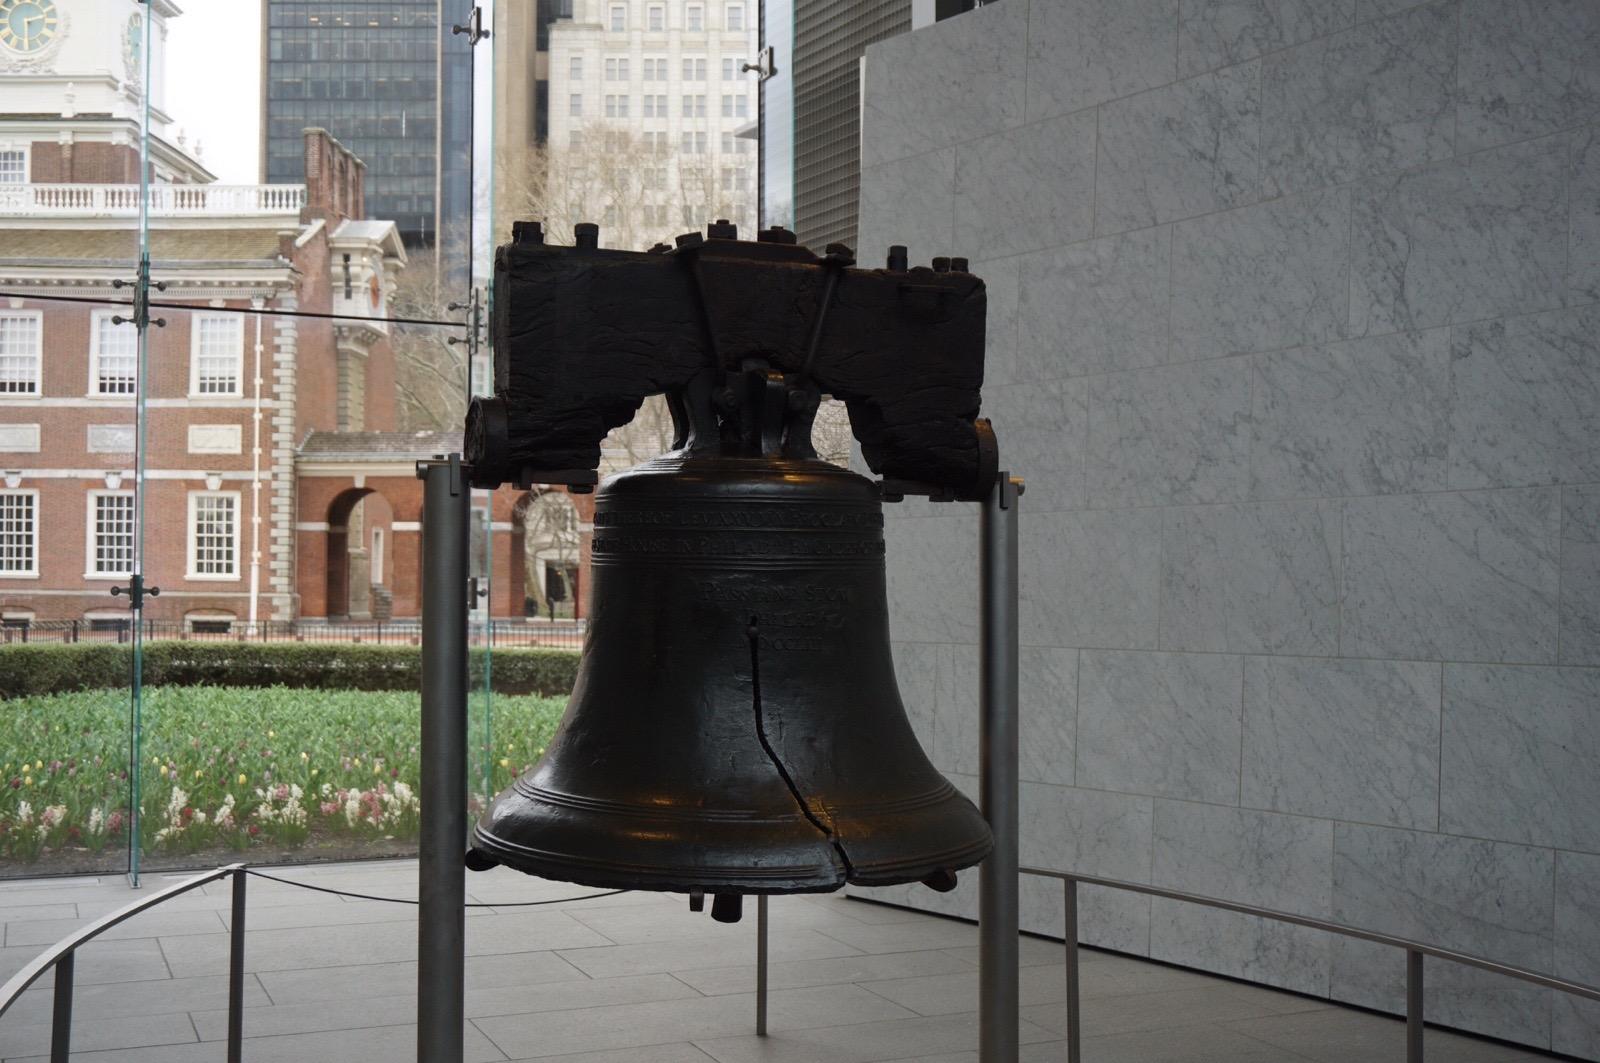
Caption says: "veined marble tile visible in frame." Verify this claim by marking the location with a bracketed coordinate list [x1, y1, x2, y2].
[1178, 0, 1356, 77]
[1250, 329, 1451, 500]
[1152, 801, 1332, 912]
[1021, 782, 1155, 952]
[1341, 488, 1561, 664]
[890, 641, 940, 760]
[1149, 801, 1335, 996]
[1351, 134, 1569, 336]
[1331, 823, 1554, 1045]
[1160, 500, 1342, 656]
[1022, 783, 1154, 883]
[1096, 62, 1262, 234]
[1261, 1, 1457, 197]
[982, 380, 1088, 514]
[1085, 358, 1253, 507]
[1573, 128, 1600, 302]
[1449, 304, 1600, 490]
[1457, 0, 1600, 153]
[886, 515, 979, 645]
[859, 1, 1026, 168]
[1561, 485, 1600, 666]
[1356, 0, 1435, 15]
[1014, 227, 1171, 381]
[1171, 187, 1351, 361]
[1077, 651, 1243, 804]
[1242, 656, 1440, 829]
[932, 643, 980, 777]
[1554, 851, 1600, 1059]
[1026, 0, 1179, 121]
[973, 257, 1022, 388]
[1019, 509, 1162, 651]
[1441, 664, 1600, 851]
[857, 151, 955, 278]
[1149, 902, 1333, 996]
[1020, 647, 1077, 787]
[953, 111, 1097, 262]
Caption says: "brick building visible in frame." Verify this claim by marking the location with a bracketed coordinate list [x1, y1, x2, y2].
[0, 0, 409, 632]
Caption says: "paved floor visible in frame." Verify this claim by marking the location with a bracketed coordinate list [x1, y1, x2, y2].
[0, 859, 1559, 1062]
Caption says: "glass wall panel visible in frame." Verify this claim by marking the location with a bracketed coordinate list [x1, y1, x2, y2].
[0, 0, 148, 879]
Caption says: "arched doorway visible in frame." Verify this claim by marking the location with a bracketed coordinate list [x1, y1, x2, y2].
[513, 490, 582, 620]
[324, 487, 396, 621]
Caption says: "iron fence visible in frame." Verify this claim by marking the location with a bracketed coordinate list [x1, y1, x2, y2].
[0, 618, 586, 651]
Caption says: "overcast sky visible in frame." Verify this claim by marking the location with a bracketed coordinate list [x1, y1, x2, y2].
[166, 0, 262, 183]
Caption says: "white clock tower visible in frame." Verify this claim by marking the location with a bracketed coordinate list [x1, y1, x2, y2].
[0, 0, 208, 182]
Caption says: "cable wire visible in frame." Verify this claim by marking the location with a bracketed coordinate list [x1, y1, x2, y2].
[242, 868, 627, 908]
[0, 290, 466, 329]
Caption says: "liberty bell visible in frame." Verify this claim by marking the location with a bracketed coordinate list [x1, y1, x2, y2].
[463, 221, 998, 919]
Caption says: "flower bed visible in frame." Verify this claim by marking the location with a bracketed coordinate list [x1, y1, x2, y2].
[0, 685, 565, 866]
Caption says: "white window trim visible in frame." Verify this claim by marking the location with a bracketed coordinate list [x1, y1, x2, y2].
[88, 309, 137, 397]
[84, 489, 135, 580]
[0, 488, 39, 579]
[0, 310, 43, 396]
[188, 314, 244, 399]
[186, 489, 242, 581]
[0, 145, 29, 184]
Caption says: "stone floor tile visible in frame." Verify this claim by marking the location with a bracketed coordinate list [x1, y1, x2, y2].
[693, 1012, 1058, 1063]
[1222, 1006, 1556, 1062]
[856, 964, 1071, 1016]
[816, 919, 982, 954]
[556, 930, 861, 979]
[499, 1045, 718, 1063]
[0, 1010, 197, 1058]
[0, 938, 168, 986]
[0, 906, 77, 927]
[1077, 1023, 1320, 1062]
[476, 984, 916, 1059]
[941, 934, 1075, 968]
[1021, 982, 1330, 1038]
[253, 948, 587, 1005]
[6, 1020, 507, 1063]
[4, 908, 226, 948]
[2, 972, 269, 1026]
[676, 949, 975, 997]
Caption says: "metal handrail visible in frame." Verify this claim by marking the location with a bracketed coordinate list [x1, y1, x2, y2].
[0, 863, 248, 1063]
[1018, 865, 1600, 1063]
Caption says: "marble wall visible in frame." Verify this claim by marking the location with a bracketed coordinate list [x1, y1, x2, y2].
[850, 0, 1600, 1055]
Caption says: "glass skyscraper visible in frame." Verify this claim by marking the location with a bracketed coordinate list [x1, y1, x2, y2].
[261, 0, 475, 258]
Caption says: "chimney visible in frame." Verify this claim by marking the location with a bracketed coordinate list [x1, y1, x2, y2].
[300, 128, 368, 225]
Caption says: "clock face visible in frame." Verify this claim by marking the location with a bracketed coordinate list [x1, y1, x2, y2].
[0, 0, 58, 54]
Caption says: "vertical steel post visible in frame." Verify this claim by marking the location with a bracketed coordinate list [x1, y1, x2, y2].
[1407, 949, 1424, 1063]
[49, 950, 73, 1063]
[979, 472, 1021, 1063]
[228, 869, 247, 1063]
[756, 894, 769, 1036]
[1064, 878, 1081, 1063]
[418, 456, 469, 1063]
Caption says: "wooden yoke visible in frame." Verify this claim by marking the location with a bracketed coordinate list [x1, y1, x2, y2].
[465, 220, 997, 500]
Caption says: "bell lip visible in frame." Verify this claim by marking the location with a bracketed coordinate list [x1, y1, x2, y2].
[468, 825, 848, 895]
[467, 825, 993, 895]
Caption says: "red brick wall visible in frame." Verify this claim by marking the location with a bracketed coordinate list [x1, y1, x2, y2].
[29, 141, 143, 184]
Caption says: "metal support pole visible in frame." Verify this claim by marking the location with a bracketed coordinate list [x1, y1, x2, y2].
[979, 472, 1021, 1063]
[1064, 878, 1081, 1063]
[756, 895, 769, 1036]
[418, 456, 469, 1063]
[228, 869, 247, 1063]
[1407, 949, 1424, 1063]
[49, 950, 72, 1063]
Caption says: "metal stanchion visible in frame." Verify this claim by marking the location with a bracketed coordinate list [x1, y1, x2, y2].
[979, 472, 1022, 1063]
[756, 895, 769, 1036]
[228, 870, 247, 1063]
[1064, 878, 1081, 1063]
[1407, 949, 1425, 1062]
[418, 455, 469, 1063]
[49, 950, 72, 1063]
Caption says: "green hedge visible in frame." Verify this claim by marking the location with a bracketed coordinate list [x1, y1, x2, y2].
[0, 642, 580, 700]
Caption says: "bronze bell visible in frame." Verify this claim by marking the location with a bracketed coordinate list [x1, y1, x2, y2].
[467, 366, 993, 916]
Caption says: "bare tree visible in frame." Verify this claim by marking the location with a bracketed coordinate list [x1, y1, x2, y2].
[388, 263, 469, 432]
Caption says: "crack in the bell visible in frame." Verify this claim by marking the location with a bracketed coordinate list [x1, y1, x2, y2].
[746, 615, 855, 878]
